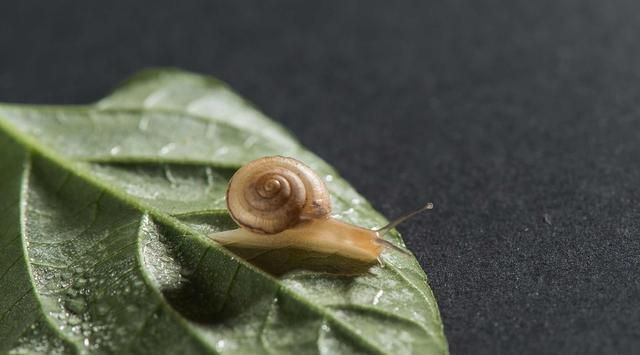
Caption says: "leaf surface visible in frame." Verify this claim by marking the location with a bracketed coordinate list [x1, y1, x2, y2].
[0, 68, 447, 354]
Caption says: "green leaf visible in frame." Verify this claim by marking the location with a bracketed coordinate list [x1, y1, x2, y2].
[0, 68, 448, 354]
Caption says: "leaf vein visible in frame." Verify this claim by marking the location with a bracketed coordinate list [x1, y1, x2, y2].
[327, 304, 437, 340]
[0, 287, 31, 323]
[0, 255, 22, 283]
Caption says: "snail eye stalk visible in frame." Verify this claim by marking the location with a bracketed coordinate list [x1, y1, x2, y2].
[373, 203, 434, 257]
[375, 203, 434, 237]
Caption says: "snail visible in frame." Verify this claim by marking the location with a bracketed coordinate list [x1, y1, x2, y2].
[208, 156, 432, 273]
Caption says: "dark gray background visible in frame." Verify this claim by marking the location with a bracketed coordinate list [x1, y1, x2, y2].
[2, 1, 639, 354]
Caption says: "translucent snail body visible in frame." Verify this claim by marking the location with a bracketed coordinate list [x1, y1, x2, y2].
[210, 218, 383, 263]
[208, 156, 431, 272]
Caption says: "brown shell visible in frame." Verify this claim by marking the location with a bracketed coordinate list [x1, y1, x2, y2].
[226, 156, 331, 234]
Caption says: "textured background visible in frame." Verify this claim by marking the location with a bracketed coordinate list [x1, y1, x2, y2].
[1, 1, 639, 354]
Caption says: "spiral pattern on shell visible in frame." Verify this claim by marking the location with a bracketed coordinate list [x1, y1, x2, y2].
[226, 156, 331, 234]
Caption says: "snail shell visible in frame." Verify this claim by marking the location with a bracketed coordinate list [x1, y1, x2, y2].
[210, 155, 425, 273]
[226, 156, 331, 234]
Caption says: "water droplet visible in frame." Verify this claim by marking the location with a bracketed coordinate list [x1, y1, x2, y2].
[214, 146, 229, 156]
[159, 166, 178, 189]
[66, 297, 87, 314]
[115, 327, 128, 336]
[159, 143, 176, 155]
[351, 198, 361, 205]
[138, 117, 150, 131]
[110, 146, 121, 155]
[204, 167, 215, 190]
[96, 304, 109, 316]
[325, 175, 334, 182]
[372, 290, 384, 305]
[243, 136, 258, 148]
[143, 90, 168, 107]
[216, 340, 225, 350]
[83, 338, 90, 347]
[68, 314, 82, 325]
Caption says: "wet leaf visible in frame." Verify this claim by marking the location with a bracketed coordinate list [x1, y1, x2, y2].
[0, 68, 448, 354]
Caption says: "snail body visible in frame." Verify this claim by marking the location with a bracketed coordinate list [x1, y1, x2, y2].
[210, 217, 383, 263]
[208, 156, 430, 272]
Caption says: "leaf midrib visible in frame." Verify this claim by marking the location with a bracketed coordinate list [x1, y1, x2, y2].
[0, 103, 300, 153]
[0, 110, 395, 354]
